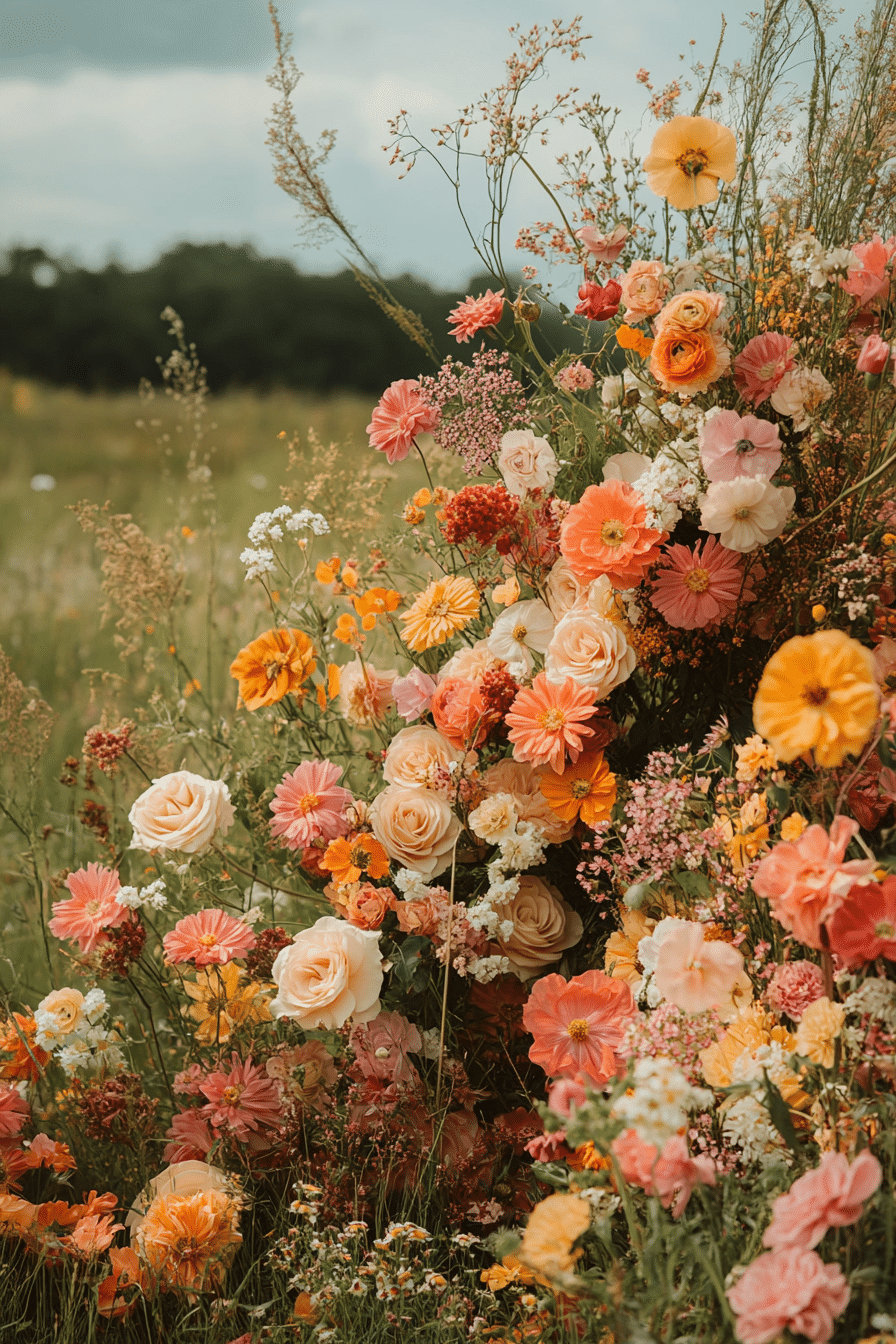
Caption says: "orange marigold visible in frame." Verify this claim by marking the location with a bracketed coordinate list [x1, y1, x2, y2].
[229, 628, 316, 711]
[135, 1188, 241, 1291]
[539, 748, 617, 827]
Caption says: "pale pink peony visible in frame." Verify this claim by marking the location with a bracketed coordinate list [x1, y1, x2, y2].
[699, 476, 794, 552]
[650, 536, 751, 630]
[522, 969, 635, 1085]
[366, 379, 439, 464]
[652, 920, 746, 1014]
[199, 1054, 282, 1141]
[752, 815, 876, 948]
[765, 960, 825, 1020]
[163, 908, 256, 967]
[574, 222, 629, 263]
[447, 289, 505, 343]
[733, 332, 795, 406]
[698, 409, 782, 482]
[726, 1247, 850, 1344]
[763, 1150, 882, 1251]
[391, 668, 439, 722]
[612, 1129, 717, 1217]
[841, 234, 896, 306]
[48, 863, 130, 954]
[769, 366, 833, 431]
[269, 759, 353, 851]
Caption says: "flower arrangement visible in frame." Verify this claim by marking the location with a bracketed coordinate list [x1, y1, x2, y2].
[3, 3, 896, 1341]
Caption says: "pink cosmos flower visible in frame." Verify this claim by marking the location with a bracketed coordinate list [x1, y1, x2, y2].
[163, 908, 257, 967]
[765, 960, 825, 1020]
[48, 863, 130, 954]
[733, 332, 795, 405]
[350, 1011, 422, 1085]
[392, 668, 440, 722]
[575, 279, 622, 321]
[447, 289, 505, 343]
[652, 920, 746, 1014]
[574, 223, 629, 263]
[0, 1085, 29, 1140]
[856, 333, 892, 374]
[698, 409, 782, 481]
[752, 816, 876, 948]
[506, 674, 597, 775]
[522, 969, 635, 1085]
[763, 1150, 882, 1251]
[841, 234, 896, 306]
[728, 1248, 850, 1344]
[650, 536, 751, 631]
[612, 1129, 717, 1217]
[269, 759, 353, 851]
[366, 379, 439, 464]
[199, 1054, 282, 1140]
[163, 1109, 216, 1163]
[826, 876, 896, 968]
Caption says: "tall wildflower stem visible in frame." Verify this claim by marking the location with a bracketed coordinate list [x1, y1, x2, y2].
[434, 841, 459, 1112]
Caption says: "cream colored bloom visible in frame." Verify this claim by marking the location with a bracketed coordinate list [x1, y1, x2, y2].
[545, 609, 636, 698]
[498, 429, 558, 497]
[468, 792, 519, 843]
[129, 771, 235, 855]
[795, 996, 845, 1067]
[338, 660, 396, 726]
[770, 367, 833, 431]
[487, 598, 555, 672]
[441, 638, 504, 680]
[382, 725, 462, 789]
[369, 784, 461, 879]
[270, 916, 383, 1029]
[493, 876, 583, 980]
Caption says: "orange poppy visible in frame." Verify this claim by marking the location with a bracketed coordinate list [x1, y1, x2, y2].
[321, 833, 391, 886]
[643, 114, 737, 210]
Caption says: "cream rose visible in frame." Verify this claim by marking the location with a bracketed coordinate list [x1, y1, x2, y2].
[468, 792, 519, 843]
[545, 610, 637, 698]
[769, 366, 833, 431]
[493, 876, 583, 979]
[369, 784, 461, 879]
[382, 725, 463, 789]
[481, 759, 574, 845]
[441, 638, 504, 680]
[35, 987, 85, 1037]
[498, 429, 558, 497]
[269, 915, 383, 1029]
[128, 771, 235, 855]
[545, 558, 585, 620]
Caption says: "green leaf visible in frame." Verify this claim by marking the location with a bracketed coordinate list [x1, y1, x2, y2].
[389, 935, 430, 992]
[673, 870, 712, 899]
[762, 1070, 800, 1152]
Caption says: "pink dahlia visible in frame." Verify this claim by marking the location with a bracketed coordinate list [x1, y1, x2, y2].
[162, 908, 257, 967]
[447, 289, 505, 343]
[366, 379, 439, 464]
[827, 876, 896, 968]
[506, 674, 597, 775]
[48, 863, 130, 954]
[765, 960, 824, 1020]
[733, 332, 795, 406]
[199, 1053, 282, 1140]
[698, 409, 782, 482]
[650, 536, 751, 631]
[727, 1247, 849, 1344]
[270, 759, 353, 851]
[522, 969, 635, 1085]
[763, 1149, 882, 1251]
[752, 816, 876, 948]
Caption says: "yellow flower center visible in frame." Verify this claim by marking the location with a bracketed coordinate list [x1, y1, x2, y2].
[264, 651, 292, 680]
[571, 779, 592, 799]
[86, 899, 103, 916]
[221, 1084, 244, 1105]
[733, 506, 753, 520]
[538, 708, 566, 731]
[566, 1018, 590, 1042]
[801, 683, 829, 706]
[675, 147, 709, 178]
[875, 920, 895, 939]
[684, 567, 711, 593]
[513, 624, 528, 642]
[198, 933, 218, 947]
[298, 792, 321, 814]
[600, 519, 626, 547]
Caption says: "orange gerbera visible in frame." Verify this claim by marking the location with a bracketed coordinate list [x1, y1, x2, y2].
[229, 628, 316, 711]
[400, 575, 480, 653]
[0, 1013, 49, 1083]
[506, 674, 597, 775]
[560, 480, 665, 587]
[135, 1188, 241, 1291]
[539, 748, 617, 826]
[643, 114, 737, 210]
[321, 833, 391, 886]
[649, 325, 730, 395]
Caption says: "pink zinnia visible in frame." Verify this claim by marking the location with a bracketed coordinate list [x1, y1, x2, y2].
[270, 759, 353, 851]
[48, 863, 130, 954]
[733, 332, 795, 405]
[650, 536, 750, 631]
[0, 1085, 29, 1140]
[752, 815, 876, 948]
[727, 1247, 850, 1344]
[366, 379, 439, 464]
[827, 876, 896, 968]
[763, 1150, 882, 1251]
[447, 289, 505, 343]
[698, 409, 782, 481]
[163, 908, 256, 967]
[522, 969, 635, 1085]
[506, 674, 597, 775]
[612, 1130, 717, 1217]
[765, 960, 824, 1020]
[199, 1053, 282, 1140]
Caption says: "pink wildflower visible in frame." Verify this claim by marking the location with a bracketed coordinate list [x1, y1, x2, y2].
[48, 863, 130, 954]
[447, 289, 505, 343]
[366, 379, 439, 464]
[763, 1150, 882, 1251]
[163, 1110, 216, 1163]
[726, 1247, 850, 1344]
[650, 536, 750, 631]
[0, 1085, 29, 1140]
[841, 234, 896, 306]
[856, 333, 892, 374]
[522, 969, 635, 1085]
[612, 1129, 717, 1217]
[752, 816, 876, 948]
[555, 361, 595, 393]
[269, 759, 353, 851]
[652, 920, 746, 1014]
[391, 668, 439, 722]
[61, 1213, 124, 1257]
[765, 960, 825, 1020]
[698, 409, 782, 481]
[163, 909, 257, 967]
[199, 1054, 282, 1140]
[733, 332, 795, 405]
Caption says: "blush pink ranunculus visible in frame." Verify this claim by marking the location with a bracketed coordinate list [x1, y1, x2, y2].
[612, 1129, 717, 1217]
[763, 1149, 882, 1251]
[698, 409, 782, 482]
[162, 908, 257, 968]
[856, 333, 892, 374]
[48, 863, 130, 954]
[652, 920, 747, 1014]
[726, 1247, 850, 1344]
[391, 668, 440, 722]
[522, 969, 635, 1086]
[269, 759, 353, 851]
[574, 223, 629, 263]
[732, 332, 795, 406]
[366, 379, 439, 464]
[826, 875, 896, 968]
[752, 815, 876, 949]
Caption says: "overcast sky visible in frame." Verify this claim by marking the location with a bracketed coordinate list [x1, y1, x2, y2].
[0, 0, 802, 286]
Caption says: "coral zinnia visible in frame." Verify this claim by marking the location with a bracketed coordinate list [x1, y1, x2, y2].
[447, 289, 505, 342]
[229, 628, 316, 711]
[538, 748, 617, 827]
[506, 674, 597, 775]
[366, 379, 439, 464]
[269, 760, 353, 851]
[650, 536, 750, 630]
[523, 968, 635, 1085]
[560, 480, 665, 587]
[48, 863, 130, 954]
[163, 909, 256, 968]
[400, 575, 480, 653]
[753, 630, 880, 767]
[643, 115, 737, 210]
[199, 1053, 282, 1140]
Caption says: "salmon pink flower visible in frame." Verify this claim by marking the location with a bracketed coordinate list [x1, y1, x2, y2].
[560, 480, 666, 587]
[826, 875, 896, 967]
[575, 279, 622, 321]
[763, 1150, 882, 1251]
[699, 409, 782, 481]
[612, 1130, 716, 1217]
[752, 816, 876, 948]
[199, 1054, 282, 1140]
[841, 233, 896, 305]
[726, 1247, 850, 1344]
[574, 223, 629, 263]
[48, 863, 130, 954]
[522, 969, 635, 1085]
[506, 674, 597, 775]
[447, 289, 505, 343]
[163, 909, 257, 968]
[269, 760, 353, 851]
[733, 332, 794, 406]
[652, 920, 747, 1014]
[366, 379, 439, 464]
[650, 536, 751, 630]
[0, 1085, 29, 1140]
[856, 333, 891, 374]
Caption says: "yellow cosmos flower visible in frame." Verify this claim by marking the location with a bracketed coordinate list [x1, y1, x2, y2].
[753, 630, 880, 768]
[539, 748, 617, 827]
[400, 575, 480, 653]
[182, 963, 272, 1044]
[643, 115, 737, 210]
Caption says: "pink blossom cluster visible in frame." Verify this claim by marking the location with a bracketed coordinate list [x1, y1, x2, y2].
[593, 751, 714, 888]
[417, 350, 528, 475]
[625, 1002, 722, 1086]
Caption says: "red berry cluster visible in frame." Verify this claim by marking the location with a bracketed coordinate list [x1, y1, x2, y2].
[440, 484, 519, 548]
[82, 719, 136, 774]
[96, 918, 147, 977]
[479, 666, 519, 728]
[245, 926, 294, 979]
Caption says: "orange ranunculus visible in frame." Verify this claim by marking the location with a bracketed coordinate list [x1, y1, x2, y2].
[539, 748, 617, 827]
[321, 834, 391, 886]
[229, 628, 316, 711]
[649, 324, 730, 395]
[643, 115, 737, 210]
[656, 288, 726, 333]
[0, 1013, 49, 1082]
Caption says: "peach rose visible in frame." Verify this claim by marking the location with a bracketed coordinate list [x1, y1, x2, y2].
[327, 881, 395, 930]
[270, 915, 383, 1029]
[493, 876, 584, 979]
[545, 558, 586, 620]
[35, 988, 86, 1038]
[383, 724, 463, 789]
[128, 771, 235, 855]
[620, 259, 672, 324]
[394, 890, 448, 937]
[497, 429, 559, 497]
[431, 677, 489, 749]
[369, 784, 461, 879]
[544, 609, 636, 698]
[656, 288, 726, 333]
[481, 758, 575, 844]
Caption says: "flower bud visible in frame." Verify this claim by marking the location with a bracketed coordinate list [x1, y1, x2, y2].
[856, 333, 891, 374]
[811, 603, 827, 622]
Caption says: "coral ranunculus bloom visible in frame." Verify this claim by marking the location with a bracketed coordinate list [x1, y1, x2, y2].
[560, 479, 665, 587]
[522, 968, 635, 1085]
[649, 323, 731, 395]
[753, 630, 880, 767]
[229, 628, 316, 711]
[538, 748, 617, 826]
[643, 115, 737, 210]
